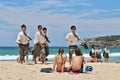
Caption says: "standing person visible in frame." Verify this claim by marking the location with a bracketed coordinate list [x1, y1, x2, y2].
[66, 25, 85, 64]
[16, 24, 32, 64]
[96, 46, 102, 62]
[103, 45, 110, 62]
[41, 27, 50, 64]
[32, 25, 44, 64]
[53, 48, 67, 72]
[90, 45, 96, 58]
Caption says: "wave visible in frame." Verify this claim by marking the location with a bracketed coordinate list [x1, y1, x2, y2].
[0, 55, 55, 61]
[0, 52, 120, 61]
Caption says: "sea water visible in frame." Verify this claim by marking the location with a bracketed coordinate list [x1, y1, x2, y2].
[0, 47, 120, 62]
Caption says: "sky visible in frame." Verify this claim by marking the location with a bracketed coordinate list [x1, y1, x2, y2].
[0, 0, 120, 47]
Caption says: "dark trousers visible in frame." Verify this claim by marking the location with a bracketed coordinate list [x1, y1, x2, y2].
[69, 45, 78, 63]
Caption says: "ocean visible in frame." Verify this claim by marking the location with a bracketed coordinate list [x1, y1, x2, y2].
[0, 47, 120, 62]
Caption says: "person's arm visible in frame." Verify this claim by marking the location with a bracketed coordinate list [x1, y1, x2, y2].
[66, 33, 73, 43]
[76, 33, 85, 43]
[82, 56, 86, 64]
[92, 49, 95, 53]
[107, 49, 110, 53]
[61, 55, 67, 72]
[53, 55, 57, 72]
[16, 32, 22, 44]
[67, 57, 73, 72]
[62, 64, 65, 72]
[79, 36, 85, 43]
[34, 33, 43, 48]
[64, 55, 67, 64]
[66, 38, 72, 42]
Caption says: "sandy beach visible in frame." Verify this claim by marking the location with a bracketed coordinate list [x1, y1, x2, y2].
[0, 61, 120, 80]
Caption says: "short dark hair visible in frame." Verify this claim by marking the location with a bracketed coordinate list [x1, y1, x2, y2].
[58, 48, 64, 54]
[75, 48, 83, 56]
[71, 25, 76, 30]
[38, 25, 42, 29]
[43, 27, 47, 31]
[21, 24, 26, 28]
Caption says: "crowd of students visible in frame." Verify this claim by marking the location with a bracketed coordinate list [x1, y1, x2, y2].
[87, 45, 110, 63]
[16, 24, 50, 64]
[16, 24, 110, 73]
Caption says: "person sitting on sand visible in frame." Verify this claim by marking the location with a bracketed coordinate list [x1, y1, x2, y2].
[96, 47, 102, 62]
[67, 48, 85, 73]
[87, 45, 97, 62]
[87, 56, 97, 62]
[53, 48, 67, 72]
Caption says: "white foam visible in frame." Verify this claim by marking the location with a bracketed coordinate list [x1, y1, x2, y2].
[109, 53, 120, 56]
[0, 55, 19, 60]
[0, 52, 120, 60]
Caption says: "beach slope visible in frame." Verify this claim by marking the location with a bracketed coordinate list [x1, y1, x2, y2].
[0, 61, 120, 80]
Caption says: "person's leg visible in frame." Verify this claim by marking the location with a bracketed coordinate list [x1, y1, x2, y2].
[43, 46, 47, 64]
[104, 58, 107, 62]
[69, 47, 74, 64]
[32, 55, 36, 64]
[25, 53, 28, 63]
[80, 62, 84, 73]
[32, 47, 37, 64]
[24, 47, 29, 63]
[41, 48, 45, 64]
[37, 45, 42, 63]
[67, 65, 72, 72]
[16, 56, 20, 63]
[45, 45, 49, 57]
[106, 58, 108, 62]
[32, 44, 39, 64]
[106, 53, 109, 63]
[19, 47, 24, 64]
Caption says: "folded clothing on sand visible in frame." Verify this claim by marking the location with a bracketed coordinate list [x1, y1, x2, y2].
[40, 68, 52, 73]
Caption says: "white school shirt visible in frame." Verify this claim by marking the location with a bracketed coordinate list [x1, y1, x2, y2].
[104, 48, 110, 53]
[34, 31, 46, 44]
[96, 49, 101, 54]
[16, 31, 30, 44]
[66, 32, 83, 45]
[92, 48, 96, 53]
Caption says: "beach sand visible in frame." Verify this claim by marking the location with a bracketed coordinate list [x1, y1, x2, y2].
[0, 61, 120, 80]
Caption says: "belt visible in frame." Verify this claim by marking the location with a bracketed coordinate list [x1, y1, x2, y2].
[69, 45, 78, 49]
[19, 43, 29, 46]
[69, 45, 77, 47]
[41, 43, 46, 45]
[36, 42, 46, 45]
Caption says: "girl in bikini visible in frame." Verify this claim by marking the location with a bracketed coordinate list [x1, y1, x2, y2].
[53, 48, 67, 72]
